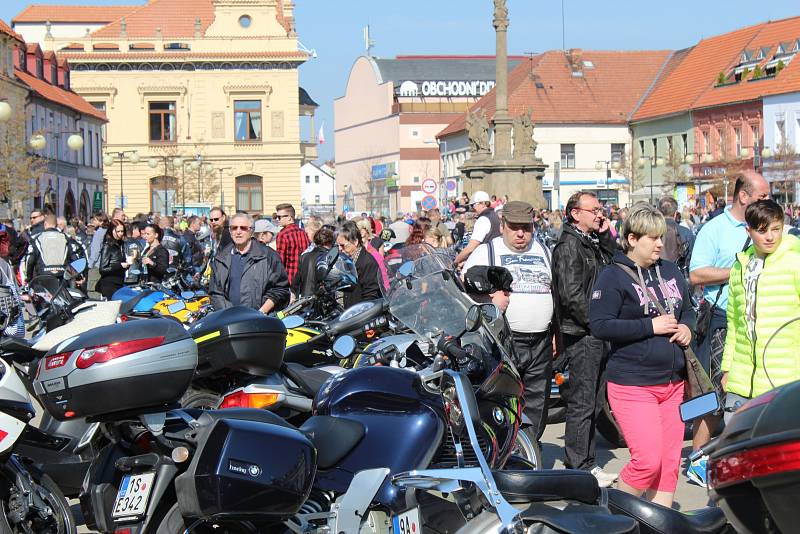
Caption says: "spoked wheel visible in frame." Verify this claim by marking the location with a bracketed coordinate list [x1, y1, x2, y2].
[155, 502, 260, 534]
[510, 427, 542, 470]
[180, 387, 221, 410]
[0, 473, 76, 534]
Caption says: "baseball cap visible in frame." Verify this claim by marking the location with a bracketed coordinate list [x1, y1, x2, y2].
[254, 219, 279, 234]
[502, 201, 535, 224]
[471, 191, 491, 205]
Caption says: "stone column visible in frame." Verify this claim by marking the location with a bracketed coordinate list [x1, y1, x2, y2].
[492, 0, 513, 161]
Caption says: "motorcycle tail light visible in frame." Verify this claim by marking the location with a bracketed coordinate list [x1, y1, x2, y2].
[220, 389, 283, 410]
[709, 439, 800, 489]
[75, 336, 164, 369]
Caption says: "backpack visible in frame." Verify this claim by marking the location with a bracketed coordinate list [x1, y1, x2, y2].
[661, 221, 689, 267]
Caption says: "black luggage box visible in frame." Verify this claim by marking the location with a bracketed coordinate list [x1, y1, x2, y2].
[190, 306, 287, 377]
[175, 412, 316, 518]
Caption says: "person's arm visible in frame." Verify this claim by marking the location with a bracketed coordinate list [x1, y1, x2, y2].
[552, 241, 593, 329]
[688, 223, 728, 286]
[589, 270, 655, 343]
[455, 239, 480, 265]
[261, 254, 290, 312]
[21, 241, 36, 284]
[149, 247, 169, 278]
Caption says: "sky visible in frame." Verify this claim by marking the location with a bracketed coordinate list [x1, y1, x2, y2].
[3, 0, 799, 163]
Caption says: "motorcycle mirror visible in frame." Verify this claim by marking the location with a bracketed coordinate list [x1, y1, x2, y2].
[282, 315, 305, 329]
[679, 391, 720, 422]
[180, 291, 196, 300]
[167, 300, 187, 314]
[479, 303, 501, 323]
[64, 258, 87, 281]
[465, 304, 482, 332]
[397, 261, 415, 278]
[333, 335, 357, 359]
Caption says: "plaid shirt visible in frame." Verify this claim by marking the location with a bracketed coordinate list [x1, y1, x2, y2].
[276, 223, 310, 286]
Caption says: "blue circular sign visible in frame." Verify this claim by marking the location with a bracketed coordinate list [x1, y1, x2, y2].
[446, 179, 457, 192]
[421, 195, 437, 210]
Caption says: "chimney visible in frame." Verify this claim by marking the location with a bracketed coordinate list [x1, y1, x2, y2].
[194, 18, 201, 38]
[120, 18, 127, 38]
[566, 48, 584, 76]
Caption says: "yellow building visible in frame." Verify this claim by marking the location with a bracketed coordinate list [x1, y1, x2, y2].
[12, 0, 315, 216]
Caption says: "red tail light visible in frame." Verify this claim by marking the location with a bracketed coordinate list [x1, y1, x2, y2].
[709, 439, 800, 489]
[75, 337, 164, 369]
[219, 389, 283, 409]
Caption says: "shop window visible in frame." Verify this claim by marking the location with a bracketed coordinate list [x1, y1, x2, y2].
[149, 101, 176, 142]
[234, 100, 262, 141]
[236, 175, 263, 213]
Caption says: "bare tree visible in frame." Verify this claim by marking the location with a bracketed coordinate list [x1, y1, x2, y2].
[662, 148, 690, 185]
[616, 146, 645, 192]
[0, 115, 46, 216]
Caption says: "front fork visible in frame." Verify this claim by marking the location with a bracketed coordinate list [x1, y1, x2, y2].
[2, 455, 55, 527]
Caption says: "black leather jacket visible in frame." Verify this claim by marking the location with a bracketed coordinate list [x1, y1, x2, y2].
[552, 224, 617, 341]
[99, 240, 126, 276]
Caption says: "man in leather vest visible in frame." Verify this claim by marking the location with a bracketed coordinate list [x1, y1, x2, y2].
[455, 190, 501, 266]
[22, 213, 79, 283]
[159, 216, 192, 273]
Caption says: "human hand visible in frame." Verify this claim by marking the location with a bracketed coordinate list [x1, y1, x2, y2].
[121, 262, 129, 269]
[490, 290, 510, 313]
[652, 314, 679, 335]
[598, 216, 610, 233]
[669, 323, 692, 346]
[142, 257, 153, 266]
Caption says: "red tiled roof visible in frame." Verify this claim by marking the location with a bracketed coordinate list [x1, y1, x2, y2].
[26, 42, 42, 55]
[0, 18, 24, 42]
[58, 50, 308, 60]
[12, 5, 138, 24]
[438, 49, 671, 138]
[632, 16, 800, 121]
[91, 0, 215, 39]
[15, 68, 107, 122]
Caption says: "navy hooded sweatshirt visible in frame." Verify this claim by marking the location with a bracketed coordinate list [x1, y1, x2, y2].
[589, 251, 695, 386]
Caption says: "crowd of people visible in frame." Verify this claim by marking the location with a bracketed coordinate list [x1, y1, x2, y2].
[1, 169, 799, 509]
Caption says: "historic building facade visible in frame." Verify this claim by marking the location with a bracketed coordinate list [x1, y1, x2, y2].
[13, 0, 314, 216]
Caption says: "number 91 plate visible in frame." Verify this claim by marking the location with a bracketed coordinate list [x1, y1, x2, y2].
[112, 472, 156, 519]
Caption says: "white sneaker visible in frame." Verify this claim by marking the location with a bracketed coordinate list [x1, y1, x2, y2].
[590, 466, 619, 488]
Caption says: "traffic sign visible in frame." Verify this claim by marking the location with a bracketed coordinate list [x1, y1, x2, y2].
[421, 195, 437, 210]
[421, 179, 437, 194]
[446, 179, 457, 192]
[92, 191, 103, 211]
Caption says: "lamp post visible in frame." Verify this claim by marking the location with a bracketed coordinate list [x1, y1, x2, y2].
[103, 151, 140, 209]
[29, 130, 84, 217]
[146, 155, 178, 215]
[215, 167, 233, 209]
[637, 155, 665, 205]
[595, 160, 621, 204]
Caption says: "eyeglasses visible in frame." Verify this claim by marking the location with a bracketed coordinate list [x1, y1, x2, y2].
[209, 217, 221, 222]
[574, 207, 604, 215]
[229, 225, 252, 232]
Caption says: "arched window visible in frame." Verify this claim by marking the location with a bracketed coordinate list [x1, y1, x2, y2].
[151, 176, 176, 215]
[79, 189, 90, 221]
[236, 175, 262, 213]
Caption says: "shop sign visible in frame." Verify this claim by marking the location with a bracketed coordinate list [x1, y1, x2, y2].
[399, 80, 496, 98]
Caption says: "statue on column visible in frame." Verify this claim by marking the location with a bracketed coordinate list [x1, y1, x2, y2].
[513, 109, 538, 160]
[493, 0, 509, 30]
[467, 109, 491, 157]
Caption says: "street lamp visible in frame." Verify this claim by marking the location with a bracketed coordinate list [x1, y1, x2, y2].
[146, 155, 178, 215]
[0, 101, 11, 123]
[103, 151, 140, 209]
[29, 130, 84, 216]
[215, 167, 233, 209]
[637, 155, 665, 205]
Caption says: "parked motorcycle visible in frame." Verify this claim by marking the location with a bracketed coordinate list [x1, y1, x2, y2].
[0, 351, 76, 533]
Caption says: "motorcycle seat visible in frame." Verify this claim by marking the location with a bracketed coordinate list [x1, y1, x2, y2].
[0, 337, 43, 363]
[299, 416, 364, 469]
[518, 502, 639, 534]
[493, 469, 600, 504]
[606, 488, 727, 534]
[283, 362, 335, 397]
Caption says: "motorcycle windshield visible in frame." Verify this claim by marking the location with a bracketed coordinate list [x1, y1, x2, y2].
[388, 245, 472, 340]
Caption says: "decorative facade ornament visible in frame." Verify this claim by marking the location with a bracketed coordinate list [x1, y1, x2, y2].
[72, 85, 119, 108]
[137, 85, 187, 107]
[493, 0, 509, 31]
[222, 83, 272, 107]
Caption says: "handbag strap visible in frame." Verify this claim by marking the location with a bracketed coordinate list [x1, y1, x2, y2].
[614, 262, 670, 316]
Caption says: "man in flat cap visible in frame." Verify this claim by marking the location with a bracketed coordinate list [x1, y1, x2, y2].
[464, 200, 554, 451]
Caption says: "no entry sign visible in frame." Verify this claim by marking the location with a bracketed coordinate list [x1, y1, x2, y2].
[422, 179, 437, 194]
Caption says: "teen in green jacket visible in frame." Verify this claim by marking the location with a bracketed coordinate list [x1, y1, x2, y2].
[721, 200, 800, 416]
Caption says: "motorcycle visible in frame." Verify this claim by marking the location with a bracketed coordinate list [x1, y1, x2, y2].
[34, 263, 637, 533]
[0, 346, 76, 532]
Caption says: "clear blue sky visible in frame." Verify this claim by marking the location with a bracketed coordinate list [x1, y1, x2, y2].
[3, 0, 798, 163]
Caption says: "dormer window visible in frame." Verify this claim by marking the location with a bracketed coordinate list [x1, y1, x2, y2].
[64, 71, 70, 90]
[795, 39, 800, 52]
[165, 42, 190, 51]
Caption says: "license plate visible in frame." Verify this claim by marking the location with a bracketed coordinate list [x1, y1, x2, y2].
[112, 473, 155, 519]
[392, 507, 421, 534]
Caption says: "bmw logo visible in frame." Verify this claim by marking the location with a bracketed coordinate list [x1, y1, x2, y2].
[492, 407, 505, 424]
[248, 464, 262, 477]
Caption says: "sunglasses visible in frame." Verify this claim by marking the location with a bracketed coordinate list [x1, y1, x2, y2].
[276, 214, 292, 219]
[209, 217, 221, 222]
[229, 225, 252, 232]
